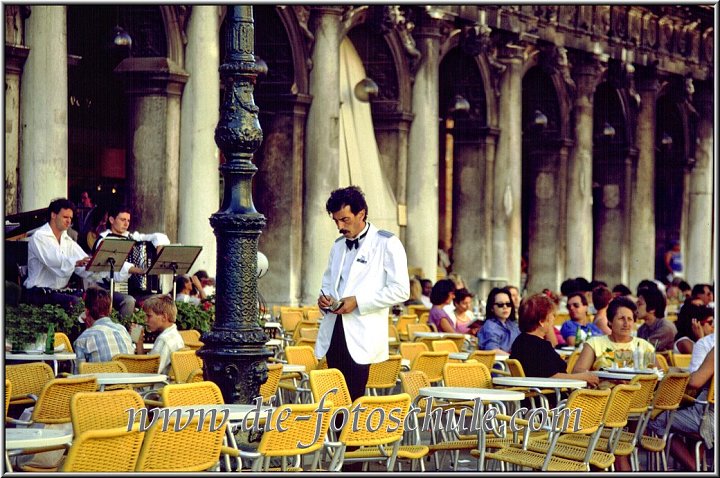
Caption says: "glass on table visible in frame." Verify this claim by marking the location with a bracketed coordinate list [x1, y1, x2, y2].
[614, 349, 632, 368]
[644, 351, 657, 369]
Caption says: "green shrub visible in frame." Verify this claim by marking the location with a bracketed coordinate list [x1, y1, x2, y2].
[175, 301, 215, 332]
[4, 304, 77, 351]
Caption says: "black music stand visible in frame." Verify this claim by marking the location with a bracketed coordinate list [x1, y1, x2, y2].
[85, 239, 134, 310]
[145, 245, 203, 301]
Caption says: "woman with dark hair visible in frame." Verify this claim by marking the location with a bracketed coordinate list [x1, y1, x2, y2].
[573, 296, 658, 372]
[674, 303, 714, 354]
[428, 279, 456, 333]
[447, 288, 475, 334]
[511, 294, 599, 384]
[476, 287, 520, 354]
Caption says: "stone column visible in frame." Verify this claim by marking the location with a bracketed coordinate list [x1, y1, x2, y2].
[406, 15, 445, 281]
[491, 42, 524, 287]
[452, 133, 490, 295]
[115, 58, 188, 240]
[179, 6, 220, 274]
[566, 57, 605, 280]
[685, 86, 713, 285]
[301, 6, 343, 304]
[4, 42, 29, 214]
[257, 95, 312, 307]
[628, 70, 658, 289]
[19, 6, 68, 211]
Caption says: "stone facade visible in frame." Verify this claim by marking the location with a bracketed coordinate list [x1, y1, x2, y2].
[5, 5, 714, 303]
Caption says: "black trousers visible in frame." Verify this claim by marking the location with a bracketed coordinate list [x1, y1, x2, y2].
[325, 315, 370, 402]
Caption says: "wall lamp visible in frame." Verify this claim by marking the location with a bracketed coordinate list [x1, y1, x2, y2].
[354, 78, 379, 102]
[602, 122, 616, 138]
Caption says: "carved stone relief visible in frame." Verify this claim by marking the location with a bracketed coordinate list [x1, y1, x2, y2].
[559, 6, 576, 28]
[595, 6, 610, 37]
[602, 184, 620, 209]
[644, 13, 658, 49]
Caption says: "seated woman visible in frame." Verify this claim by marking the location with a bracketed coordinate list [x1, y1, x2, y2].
[446, 288, 476, 334]
[477, 287, 520, 355]
[673, 303, 714, 354]
[510, 293, 599, 385]
[572, 296, 657, 372]
[174, 275, 205, 305]
[428, 279, 456, 333]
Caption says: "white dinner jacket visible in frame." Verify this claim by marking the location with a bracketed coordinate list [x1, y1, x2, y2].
[315, 223, 409, 364]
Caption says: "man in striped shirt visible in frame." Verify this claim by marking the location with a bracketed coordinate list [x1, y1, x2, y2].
[74, 287, 135, 371]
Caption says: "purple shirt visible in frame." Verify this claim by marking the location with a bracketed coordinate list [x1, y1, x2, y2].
[428, 307, 453, 332]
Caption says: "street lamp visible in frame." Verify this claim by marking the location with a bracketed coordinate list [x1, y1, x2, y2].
[602, 121, 616, 138]
[197, 6, 272, 405]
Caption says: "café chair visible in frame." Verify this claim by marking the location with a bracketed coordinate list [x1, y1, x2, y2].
[239, 401, 334, 471]
[62, 426, 145, 472]
[161, 381, 224, 407]
[400, 342, 428, 365]
[366, 355, 403, 396]
[670, 353, 692, 369]
[406, 323, 431, 342]
[5, 362, 54, 407]
[71, 389, 145, 434]
[666, 376, 714, 471]
[53, 332, 73, 353]
[170, 350, 204, 384]
[396, 315, 419, 340]
[112, 354, 161, 374]
[135, 409, 233, 471]
[258, 363, 284, 405]
[431, 339, 459, 355]
[324, 393, 428, 471]
[655, 353, 670, 373]
[5, 379, 11, 415]
[484, 388, 612, 471]
[410, 351, 449, 385]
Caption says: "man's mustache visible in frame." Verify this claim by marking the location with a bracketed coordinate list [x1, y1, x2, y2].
[339, 229, 349, 234]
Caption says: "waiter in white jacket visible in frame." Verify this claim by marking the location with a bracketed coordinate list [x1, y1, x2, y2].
[316, 186, 409, 401]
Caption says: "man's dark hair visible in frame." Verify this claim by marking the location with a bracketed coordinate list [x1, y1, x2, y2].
[325, 186, 368, 219]
[590, 280, 608, 289]
[612, 284, 632, 296]
[430, 279, 456, 306]
[84, 286, 111, 320]
[678, 281, 691, 293]
[575, 277, 592, 292]
[638, 286, 666, 318]
[560, 278, 579, 297]
[607, 296, 637, 323]
[636, 279, 658, 296]
[108, 204, 132, 220]
[47, 198, 76, 222]
[692, 283, 711, 298]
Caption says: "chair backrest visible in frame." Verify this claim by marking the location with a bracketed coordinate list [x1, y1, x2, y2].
[71, 389, 145, 434]
[304, 307, 324, 322]
[178, 329, 201, 342]
[602, 382, 641, 429]
[430, 339, 459, 353]
[259, 363, 284, 404]
[707, 375, 715, 405]
[309, 368, 352, 407]
[135, 410, 228, 472]
[407, 305, 430, 319]
[63, 426, 145, 472]
[652, 371, 691, 412]
[670, 353, 692, 368]
[566, 350, 581, 374]
[298, 326, 319, 340]
[54, 332, 74, 353]
[627, 374, 660, 414]
[161, 381, 225, 407]
[280, 309, 304, 335]
[5, 379, 12, 414]
[406, 323, 431, 341]
[396, 315, 418, 337]
[171, 350, 204, 384]
[338, 394, 411, 448]
[505, 358, 526, 377]
[79, 361, 129, 374]
[5, 362, 55, 405]
[32, 376, 99, 424]
[254, 401, 334, 469]
[367, 355, 402, 391]
[113, 354, 161, 374]
[467, 350, 496, 370]
[560, 388, 611, 434]
[388, 324, 400, 342]
[418, 312, 430, 325]
[443, 362, 492, 388]
[411, 351, 449, 384]
[655, 353, 670, 373]
[284, 345, 319, 371]
[399, 370, 431, 410]
[399, 342, 428, 363]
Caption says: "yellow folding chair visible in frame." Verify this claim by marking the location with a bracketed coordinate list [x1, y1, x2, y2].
[367, 355, 402, 396]
[63, 426, 145, 472]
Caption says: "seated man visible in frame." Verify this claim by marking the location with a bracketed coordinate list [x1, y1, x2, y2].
[88, 204, 169, 319]
[24, 198, 92, 312]
[74, 287, 135, 372]
[636, 285, 676, 352]
[135, 295, 184, 375]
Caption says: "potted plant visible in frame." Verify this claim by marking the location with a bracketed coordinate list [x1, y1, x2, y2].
[175, 301, 215, 333]
[4, 304, 77, 352]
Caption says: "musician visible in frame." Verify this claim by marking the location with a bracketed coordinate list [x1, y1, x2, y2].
[24, 198, 92, 312]
[88, 204, 169, 318]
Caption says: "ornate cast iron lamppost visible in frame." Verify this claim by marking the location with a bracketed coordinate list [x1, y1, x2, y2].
[197, 6, 272, 404]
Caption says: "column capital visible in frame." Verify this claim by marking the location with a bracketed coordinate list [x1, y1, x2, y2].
[4, 44, 29, 74]
[569, 53, 608, 99]
[634, 64, 660, 92]
[412, 7, 454, 41]
[114, 57, 189, 97]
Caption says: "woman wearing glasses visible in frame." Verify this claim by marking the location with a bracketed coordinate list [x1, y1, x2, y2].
[673, 304, 714, 354]
[476, 287, 520, 355]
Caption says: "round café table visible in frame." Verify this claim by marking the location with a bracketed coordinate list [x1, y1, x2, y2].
[5, 352, 77, 376]
[493, 376, 587, 407]
[5, 428, 74, 471]
[417, 386, 525, 471]
[72, 372, 168, 391]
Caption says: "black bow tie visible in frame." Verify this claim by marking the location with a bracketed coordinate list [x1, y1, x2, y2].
[346, 238, 359, 250]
